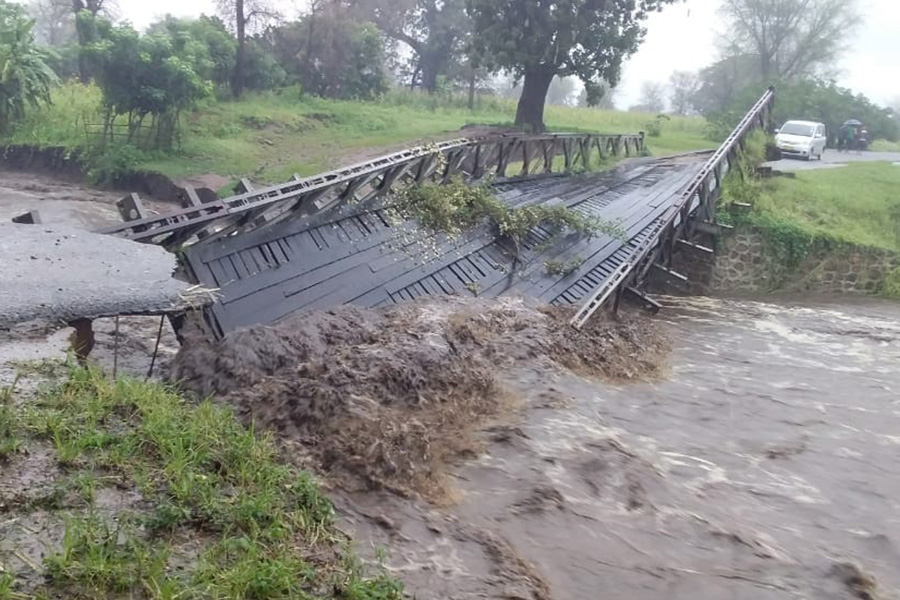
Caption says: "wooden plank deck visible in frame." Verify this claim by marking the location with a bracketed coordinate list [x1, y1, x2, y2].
[183, 156, 706, 337]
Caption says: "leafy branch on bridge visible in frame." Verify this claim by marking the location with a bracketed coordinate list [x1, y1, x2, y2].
[396, 177, 624, 256]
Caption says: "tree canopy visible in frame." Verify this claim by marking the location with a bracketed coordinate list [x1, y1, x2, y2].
[81, 15, 211, 148]
[359, 0, 469, 93]
[707, 78, 899, 144]
[720, 0, 861, 80]
[265, 8, 389, 101]
[148, 16, 237, 92]
[0, 0, 58, 132]
[467, 0, 679, 131]
[669, 71, 699, 116]
[631, 81, 666, 113]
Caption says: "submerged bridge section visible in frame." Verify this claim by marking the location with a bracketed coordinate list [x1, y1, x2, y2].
[104, 89, 774, 337]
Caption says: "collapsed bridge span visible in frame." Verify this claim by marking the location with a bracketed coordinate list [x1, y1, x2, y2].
[100, 88, 774, 337]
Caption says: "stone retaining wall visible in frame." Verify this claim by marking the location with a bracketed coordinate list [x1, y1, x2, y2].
[708, 229, 899, 295]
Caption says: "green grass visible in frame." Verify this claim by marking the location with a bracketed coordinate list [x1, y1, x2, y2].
[0, 378, 22, 459]
[752, 162, 900, 252]
[870, 139, 900, 152]
[2, 82, 710, 186]
[2, 366, 402, 599]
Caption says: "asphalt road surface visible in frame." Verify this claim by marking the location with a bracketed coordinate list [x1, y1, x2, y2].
[766, 149, 900, 171]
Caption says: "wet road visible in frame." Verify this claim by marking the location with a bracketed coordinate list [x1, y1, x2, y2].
[765, 148, 900, 171]
[343, 295, 900, 599]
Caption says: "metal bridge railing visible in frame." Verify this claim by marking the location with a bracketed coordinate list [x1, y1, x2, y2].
[571, 86, 775, 329]
[101, 131, 645, 250]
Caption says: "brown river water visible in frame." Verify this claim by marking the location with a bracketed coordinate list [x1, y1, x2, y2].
[338, 294, 900, 600]
[4, 172, 897, 598]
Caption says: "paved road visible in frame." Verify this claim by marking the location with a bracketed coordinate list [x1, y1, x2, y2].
[766, 149, 900, 171]
[0, 223, 212, 328]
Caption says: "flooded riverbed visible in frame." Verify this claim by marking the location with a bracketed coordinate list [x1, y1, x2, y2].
[340, 295, 900, 600]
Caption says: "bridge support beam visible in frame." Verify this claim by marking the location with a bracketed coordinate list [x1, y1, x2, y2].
[625, 286, 662, 314]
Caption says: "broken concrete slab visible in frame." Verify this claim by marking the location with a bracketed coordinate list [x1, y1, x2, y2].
[0, 223, 214, 329]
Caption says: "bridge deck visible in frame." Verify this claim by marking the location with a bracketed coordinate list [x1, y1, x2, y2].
[184, 155, 706, 337]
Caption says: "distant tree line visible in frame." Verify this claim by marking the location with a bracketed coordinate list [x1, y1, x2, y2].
[6, 0, 687, 138]
[634, 0, 898, 142]
[3, 0, 897, 148]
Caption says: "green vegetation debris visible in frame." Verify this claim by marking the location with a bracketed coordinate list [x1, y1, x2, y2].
[398, 177, 624, 253]
[544, 257, 585, 276]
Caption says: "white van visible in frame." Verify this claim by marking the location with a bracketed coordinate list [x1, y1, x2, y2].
[775, 120, 827, 161]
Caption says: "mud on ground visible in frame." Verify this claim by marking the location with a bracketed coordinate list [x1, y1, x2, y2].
[171, 296, 668, 501]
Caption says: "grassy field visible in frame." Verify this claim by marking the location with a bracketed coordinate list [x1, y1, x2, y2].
[0, 364, 401, 599]
[871, 139, 900, 152]
[2, 83, 710, 186]
[752, 162, 900, 252]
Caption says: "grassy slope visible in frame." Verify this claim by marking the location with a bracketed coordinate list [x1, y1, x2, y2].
[2, 83, 710, 186]
[871, 139, 900, 152]
[754, 162, 900, 252]
[0, 364, 401, 599]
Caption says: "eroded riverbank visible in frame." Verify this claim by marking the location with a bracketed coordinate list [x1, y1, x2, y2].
[1, 294, 897, 599]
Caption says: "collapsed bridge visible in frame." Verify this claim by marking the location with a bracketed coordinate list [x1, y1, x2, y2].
[100, 88, 775, 338]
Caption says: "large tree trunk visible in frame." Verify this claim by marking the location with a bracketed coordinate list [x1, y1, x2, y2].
[232, 0, 246, 98]
[419, 51, 443, 94]
[409, 62, 420, 91]
[467, 71, 476, 110]
[515, 68, 554, 133]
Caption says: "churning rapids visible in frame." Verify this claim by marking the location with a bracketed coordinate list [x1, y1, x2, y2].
[338, 295, 900, 600]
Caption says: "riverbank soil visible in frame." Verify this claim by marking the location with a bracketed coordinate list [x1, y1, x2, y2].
[170, 297, 668, 502]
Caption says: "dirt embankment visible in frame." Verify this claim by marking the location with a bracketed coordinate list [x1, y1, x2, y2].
[171, 296, 668, 500]
[1, 145, 218, 205]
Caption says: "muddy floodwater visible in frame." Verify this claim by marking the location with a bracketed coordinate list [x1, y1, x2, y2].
[0, 170, 173, 230]
[340, 295, 900, 600]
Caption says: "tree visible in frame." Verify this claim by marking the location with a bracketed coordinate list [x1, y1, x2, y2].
[692, 50, 762, 115]
[82, 18, 211, 148]
[709, 79, 899, 144]
[362, 0, 469, 93]
[267, 11, 389, 100]
[577, 79, 617, 109]
[29, 0, 74, 46]
[720, 0, 861, 80]
[216, 0, 276, 97]
[148, 15, 237, 92]
[0, 0, 58, 132]
[631, 81, 666, 113]
[71, 0, 113, 81]
[669, 70, 699, 115]
[466, 0, 679, 132]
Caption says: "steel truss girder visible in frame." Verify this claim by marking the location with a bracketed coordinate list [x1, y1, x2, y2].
[571, 87, 776, 327]
[101, 132, 645, 249]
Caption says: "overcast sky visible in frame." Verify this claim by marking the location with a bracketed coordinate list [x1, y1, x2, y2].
[616, 0, 899, 108]
[50, 0, 900, 109]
